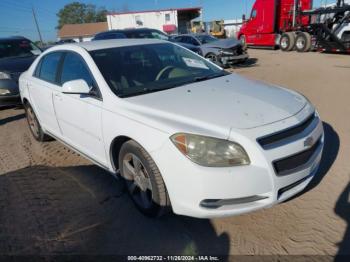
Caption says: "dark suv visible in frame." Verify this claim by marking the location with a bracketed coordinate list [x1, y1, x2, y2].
[0, 36, 41, 107]
[92, 28, 203, 56]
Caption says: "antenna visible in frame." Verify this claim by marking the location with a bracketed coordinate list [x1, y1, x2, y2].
[32, 6, 43, 46]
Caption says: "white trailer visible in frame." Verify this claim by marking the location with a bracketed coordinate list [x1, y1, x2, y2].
[107, 7, 201, 34]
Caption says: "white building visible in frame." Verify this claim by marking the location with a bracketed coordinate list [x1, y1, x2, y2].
[107, 7, 202, 34]
[224, 19, 243, 38]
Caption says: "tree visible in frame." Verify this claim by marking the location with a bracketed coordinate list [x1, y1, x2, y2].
[56, 2, 107, 29]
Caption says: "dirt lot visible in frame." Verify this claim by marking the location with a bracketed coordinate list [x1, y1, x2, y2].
[0, 49, 349, 258]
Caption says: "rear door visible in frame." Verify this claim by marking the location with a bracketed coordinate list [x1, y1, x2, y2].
[29, 51, 63, 136]
[52, 51, 106, 166]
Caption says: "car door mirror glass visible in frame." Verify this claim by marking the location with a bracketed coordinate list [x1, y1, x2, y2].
[62, 79, 90, 94]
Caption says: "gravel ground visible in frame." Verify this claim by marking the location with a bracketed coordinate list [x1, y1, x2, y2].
[0, 49, 349, 258]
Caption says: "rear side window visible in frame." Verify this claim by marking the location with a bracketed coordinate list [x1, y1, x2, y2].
[60, 52, 94, 88]
[38, 52, 62, 83]
[95, 33, 126, 40]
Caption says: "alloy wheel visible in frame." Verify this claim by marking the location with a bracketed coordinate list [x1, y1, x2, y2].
[122, 153, 153, 209]
[296, 38, 306, 49]
[281, 37, 289, 49]
[26, 106, 40, 138]
[206, 53, 218, 63]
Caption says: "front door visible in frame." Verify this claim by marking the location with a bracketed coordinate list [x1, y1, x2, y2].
[53, 52, 107, 166]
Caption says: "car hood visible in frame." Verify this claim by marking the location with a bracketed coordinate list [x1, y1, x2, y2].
[202, 38, 241, 49]
[0, 55, 37, 73]
[122, 74, 307, 136]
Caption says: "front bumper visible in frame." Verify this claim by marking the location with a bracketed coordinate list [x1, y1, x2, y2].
[220, 53, 249, 65]
[0, 95, 21, 107]
[0, 79, 21, 107]
[151, 109, 324, 218]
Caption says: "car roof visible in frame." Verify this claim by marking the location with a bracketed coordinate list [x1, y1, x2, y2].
[0, 36, 29, 42]
[179, 33, 210, 37]
[96, 28, 162, 35]
[49, 39, 168, 52]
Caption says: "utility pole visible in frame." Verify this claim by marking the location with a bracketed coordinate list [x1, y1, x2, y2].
[32, 6, 44, 47]
[199, 0, 204, 23]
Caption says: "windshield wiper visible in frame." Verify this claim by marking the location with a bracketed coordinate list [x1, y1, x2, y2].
[118, 81, 195, 98]
[118, 73, 230, 98]
[193, 72, 228, 83]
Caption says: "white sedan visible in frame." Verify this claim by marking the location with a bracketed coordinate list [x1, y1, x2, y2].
[19, 39, 324, 218]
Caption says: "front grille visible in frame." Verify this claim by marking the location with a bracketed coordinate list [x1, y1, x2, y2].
[232, 46, 243, 56]
[277, 175, 312, 199]
[273, 138, 321, 176]
[257, 113, 316, 149]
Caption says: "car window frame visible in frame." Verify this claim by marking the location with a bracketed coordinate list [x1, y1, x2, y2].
[181, 36, 198, 46]
[188, 36, 201, 46]
[57, 50, 103, 101]
[32, 51, 65, 85]
[174, 36, 184, 42]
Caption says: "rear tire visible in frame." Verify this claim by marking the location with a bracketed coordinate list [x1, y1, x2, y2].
[280, 32, 296, 51]
[119, 140, 170, 217]
[24, 103, 51, 142]
[295, 32, 312, 52]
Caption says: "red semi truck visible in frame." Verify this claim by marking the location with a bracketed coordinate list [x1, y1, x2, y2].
[237, 0, 350, 53]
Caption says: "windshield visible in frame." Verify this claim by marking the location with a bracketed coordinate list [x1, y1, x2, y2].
[0, 39, 41, 59]
[90, 43, 228, 98]
[196, 35, 218, 44]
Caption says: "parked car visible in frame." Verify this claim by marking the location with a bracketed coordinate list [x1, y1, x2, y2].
[55, 39, 77, 45]
[172, 33, 249, 67]
[0, 36, 41, 108]
[92, 28, 203, 55]
[19, 39, 324, 218]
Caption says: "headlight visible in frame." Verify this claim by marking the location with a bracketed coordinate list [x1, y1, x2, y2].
[219, 49, 234, 55]
[0, 72, 11, 80]
[0, 88, 11, 95]
[170, 133, 250, 167]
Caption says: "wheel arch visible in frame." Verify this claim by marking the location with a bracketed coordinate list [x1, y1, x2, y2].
[109, 135, 132, 172]
[22, 97, 30, 106]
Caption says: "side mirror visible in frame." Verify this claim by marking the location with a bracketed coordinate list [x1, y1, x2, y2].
[242, 14, 246, 21]
[62, 79, 90, 94]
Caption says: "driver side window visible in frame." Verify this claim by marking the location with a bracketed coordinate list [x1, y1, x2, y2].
[60, 52, 94, 88]
[251, 9, 257, 19]
[60, 52, 101, 98]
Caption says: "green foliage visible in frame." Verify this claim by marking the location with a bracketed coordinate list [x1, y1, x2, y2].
[57, 2, 107, 29]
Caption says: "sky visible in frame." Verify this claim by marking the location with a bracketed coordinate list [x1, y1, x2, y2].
[0, 0, 329, 42]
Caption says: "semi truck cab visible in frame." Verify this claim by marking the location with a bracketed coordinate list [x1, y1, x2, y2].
[238, 0, 312, 48]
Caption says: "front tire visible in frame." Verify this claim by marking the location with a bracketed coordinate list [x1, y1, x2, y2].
[119, 140, 170, 217]
[280, 32, 296, 51]
[205, 53, 224, 68]
[24, 103, 50, 142]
